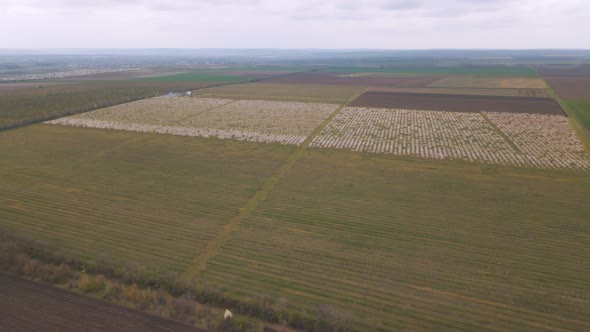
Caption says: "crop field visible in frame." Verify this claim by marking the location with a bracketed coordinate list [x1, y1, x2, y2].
[266, 71, 441, 87]
[348, 91, 564, 115]
[0, 274, 199, 332]
[141, 71, 258, 83]
[565, 100, 590, 131]
[196, 82, 362, 103]
[48, 97, 338, 145]
[428, 77, 547, 89]
[200, 150, 590, 331]
[0, 125, 295, 271]
[543, 76, 590, 100]
[368, 86, 550, 98]
[0, 81, 212, 129]
[310, 107, 589, 169]
[321, 66, 538, 77]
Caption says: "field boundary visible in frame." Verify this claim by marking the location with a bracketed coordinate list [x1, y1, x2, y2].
[182, 87, 368, 278]
[479, 112, 524, 154]
[543, 79, 590, 157]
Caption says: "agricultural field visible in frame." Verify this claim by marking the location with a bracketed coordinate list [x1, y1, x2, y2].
[0, 125, 295, 271]
[321, 66, 539, 77]
[0, 274, 200, 332]
[348, 91, 564, 115]
[368, 86, 550, 98]
[428, 77, 547, 89]
[565, 100, 590, 132]
[266, 71, 441, 87]
[0, 81, 216, 129]
[543, 76, 590, 100]
[48, 97, 338, 145]
[199, 149, 590, 331]
[310, 107, 589, 169]
[196, 82, 362, 103]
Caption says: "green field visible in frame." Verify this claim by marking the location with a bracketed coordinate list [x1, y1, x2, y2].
[196, 150, 590, 330]
[0, 125, 295, 271]
[565, 100, 590, 132]
[197, 82, 363, 103]
[3, 123, 588, 330]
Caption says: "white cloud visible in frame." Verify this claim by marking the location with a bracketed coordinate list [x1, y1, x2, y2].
[0, 0, 588, 48]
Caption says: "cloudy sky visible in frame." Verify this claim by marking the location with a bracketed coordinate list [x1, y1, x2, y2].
[1, 0, 588, 49]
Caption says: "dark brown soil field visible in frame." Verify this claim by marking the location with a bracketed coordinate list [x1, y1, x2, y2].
[368, 86, 550, 98]
[266, 71, 441, 87]
[544, 76, 590, 100]
[538, 66, 590, 77]
[0, 274, 201, 332]
[348, 91, 565, 115]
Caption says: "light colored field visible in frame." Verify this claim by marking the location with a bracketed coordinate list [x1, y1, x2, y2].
[196, 82, 361, 102]
[310, 107, 589, 169]
[47, 97, 338, 145]
[0, 125, 295, 271]
[429, 77, 547, 89]
[368, 86, 550, 97]
[200, 149, 590, 330]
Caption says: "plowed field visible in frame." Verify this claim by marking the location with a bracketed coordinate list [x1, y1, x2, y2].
[544, 76, 590, 100]
[0, 274, 200, 332]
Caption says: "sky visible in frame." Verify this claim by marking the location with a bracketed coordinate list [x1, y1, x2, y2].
[0, 0, 588, 49]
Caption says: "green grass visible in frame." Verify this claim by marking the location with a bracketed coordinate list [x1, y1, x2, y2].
[565, 100, 590, 132]
[0, 125, 295, 272]
[322, 67, 538, 77]
[200, 150, 590, 331]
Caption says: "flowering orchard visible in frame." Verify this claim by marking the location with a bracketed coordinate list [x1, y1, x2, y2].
[310, 107, 589, 170]
[48, 97, 336, 145]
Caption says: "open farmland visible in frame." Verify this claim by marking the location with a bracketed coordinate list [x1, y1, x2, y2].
[565, 100, 590, 132]
[543, 76, 590, 100]
[198, 150, 590, 331]
[310, 107, 589, 169]
[428, 77, 547, 89]
[48, 97, 338, 145]
[0, 81, 215, 130]
[348, 91, 565, 115]
[368, 86, 550, 98]
[196, 82, 362, 103]
[0, 274, 200, 332]
[0, 125, 295, 271]
[266, 71, 441, 87]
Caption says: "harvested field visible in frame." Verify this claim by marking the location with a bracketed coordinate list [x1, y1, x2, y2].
[429, 77, 547, 89]
[48, 97, 338, 145]
[0, 274, 199, 332]
[197, 82, 361, 103]
[201, 149, 590, 330]
[348, 91, 564, 115]
[0, 125, 295, 271]
[266, 71, 441, 87]
[368, 86, 550, 98]
[310, 107, 589, 169]
[544, 76, 590, 100]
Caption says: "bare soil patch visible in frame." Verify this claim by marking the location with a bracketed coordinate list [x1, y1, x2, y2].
[544, 76, 590, 100]
[0, 273, 200, 332]
[348, 91, 564, 115]
[368, 86, 550, 98]
[266, 72, 441, 87]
